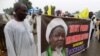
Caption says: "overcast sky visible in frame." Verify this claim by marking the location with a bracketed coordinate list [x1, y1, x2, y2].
[0, 0, 100, 13]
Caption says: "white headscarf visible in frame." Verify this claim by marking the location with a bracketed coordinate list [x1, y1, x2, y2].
[46, 18, 68, 43]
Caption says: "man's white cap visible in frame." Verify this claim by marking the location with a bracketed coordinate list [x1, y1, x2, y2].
[46, 18, 68, 43]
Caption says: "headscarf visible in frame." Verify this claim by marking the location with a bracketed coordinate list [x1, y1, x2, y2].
[46, 18, 68, 43]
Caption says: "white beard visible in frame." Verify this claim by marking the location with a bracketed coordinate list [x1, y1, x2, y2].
[52, 47, 63, 56]
[55, 47, 62, 53]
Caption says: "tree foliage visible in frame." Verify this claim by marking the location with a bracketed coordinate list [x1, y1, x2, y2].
[3, 7, 13, 15]
[95, 10, 100, 19]
[19, 0, 32, 10]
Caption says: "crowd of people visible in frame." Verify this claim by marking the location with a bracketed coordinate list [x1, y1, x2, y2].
[0, 1, 100, 56]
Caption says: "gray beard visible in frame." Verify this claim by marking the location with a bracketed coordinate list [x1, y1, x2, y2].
[55, 47, 63, 53]
[52, 47, 63, 56]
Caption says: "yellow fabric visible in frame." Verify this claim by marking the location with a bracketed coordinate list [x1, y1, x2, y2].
[47, 6, 52, 16]
[78, 8, 89, 19]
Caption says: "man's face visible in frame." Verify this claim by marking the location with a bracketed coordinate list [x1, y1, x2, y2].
[49, 26, 65, 49]
[16, 4, 28, 21]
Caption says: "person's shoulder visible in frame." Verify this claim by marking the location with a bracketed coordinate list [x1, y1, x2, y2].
[4, 19, 15, 29]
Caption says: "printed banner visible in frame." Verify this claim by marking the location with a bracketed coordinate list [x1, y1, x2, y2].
[41, 15, 91, 56]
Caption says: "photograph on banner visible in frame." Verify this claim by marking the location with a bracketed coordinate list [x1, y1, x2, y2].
[41, 15, 91, 56]
[41, 15, 68, 56]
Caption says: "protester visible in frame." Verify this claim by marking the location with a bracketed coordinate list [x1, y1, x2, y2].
[89, 12, 95, 40]
[4, 2, 37, 56]
[56, 10, 62, 16]
[0, 14, 6, 54]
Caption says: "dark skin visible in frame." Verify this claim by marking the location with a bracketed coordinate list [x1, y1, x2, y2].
[49, 26, 65, 51]
[89, 12, 93, 19]
[14, 4, 28, 22]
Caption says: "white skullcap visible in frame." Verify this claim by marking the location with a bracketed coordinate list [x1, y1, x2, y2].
[46, 18, 68, 43]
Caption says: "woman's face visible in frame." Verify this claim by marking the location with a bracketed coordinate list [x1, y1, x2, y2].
[49, 26, 65, 49]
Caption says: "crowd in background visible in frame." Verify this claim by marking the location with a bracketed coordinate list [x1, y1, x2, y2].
[0, 2, 100, 56]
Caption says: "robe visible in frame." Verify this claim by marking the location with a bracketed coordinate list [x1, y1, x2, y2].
[4, 19, 37, 56]
[42, 51, 63, 56]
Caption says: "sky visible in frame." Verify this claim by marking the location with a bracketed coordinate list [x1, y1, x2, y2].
[0, 0, 100, 13]
[0, 0, 17, 13]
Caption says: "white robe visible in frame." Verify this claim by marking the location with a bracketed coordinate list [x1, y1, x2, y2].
[42, 51, 63, 56]
[4, 19, 37, 56]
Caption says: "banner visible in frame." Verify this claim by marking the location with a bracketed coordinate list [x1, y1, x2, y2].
[65, 19, 90, 56]
[41, 15, 91, 56]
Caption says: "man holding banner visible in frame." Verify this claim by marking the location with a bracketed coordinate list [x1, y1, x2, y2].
[42, 18, 68, 56]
